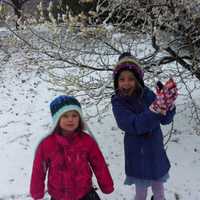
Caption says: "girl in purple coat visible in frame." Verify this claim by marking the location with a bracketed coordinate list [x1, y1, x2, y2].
[111, 52, 177, 200]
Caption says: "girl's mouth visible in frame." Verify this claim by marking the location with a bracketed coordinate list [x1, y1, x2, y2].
[120, 88, 132, 95]
[67, 124, 74, 126]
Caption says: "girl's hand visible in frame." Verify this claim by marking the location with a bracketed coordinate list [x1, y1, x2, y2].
[150, 78, 178, 114]
[149, 103, 167, 115]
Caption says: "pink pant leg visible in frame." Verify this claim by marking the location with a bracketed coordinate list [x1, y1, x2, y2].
[134, 185, 148, 200]
[151, 181, 165, 200]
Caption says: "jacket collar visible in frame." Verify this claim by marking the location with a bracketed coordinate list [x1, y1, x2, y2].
[54, 131, 80, 146]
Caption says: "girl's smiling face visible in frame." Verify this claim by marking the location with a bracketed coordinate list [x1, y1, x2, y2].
[118, 70, 138, 96]
[59, 110, 80, 135]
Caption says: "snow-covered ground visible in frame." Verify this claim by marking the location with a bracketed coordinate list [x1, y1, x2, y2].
[1, 28, 200, 200]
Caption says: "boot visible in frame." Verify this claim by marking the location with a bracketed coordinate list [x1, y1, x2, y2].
[151, 196, 154, 200]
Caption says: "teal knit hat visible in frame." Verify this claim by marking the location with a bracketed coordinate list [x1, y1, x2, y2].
[50, 95, 82, 130]
[49, 95, 96, 139]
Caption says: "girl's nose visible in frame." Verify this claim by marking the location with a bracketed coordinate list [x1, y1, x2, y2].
[123, 80, 131, 86]
[68, 117, 73, 121]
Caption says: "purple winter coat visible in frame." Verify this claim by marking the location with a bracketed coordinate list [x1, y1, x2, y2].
[111, 86, 176, 180]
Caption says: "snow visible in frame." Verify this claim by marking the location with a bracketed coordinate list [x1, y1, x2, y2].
[1, 27, 200, 200]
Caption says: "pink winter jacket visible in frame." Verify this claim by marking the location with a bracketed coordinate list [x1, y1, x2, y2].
[30, 131, 114, 200]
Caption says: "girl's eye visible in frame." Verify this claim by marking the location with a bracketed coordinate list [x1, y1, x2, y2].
[62, 114, 68, 118]
[72, 114, 79, 118]
[119, 77, 134, 81]
[128, 77, 134, 81]
[61, 111, 80, 119]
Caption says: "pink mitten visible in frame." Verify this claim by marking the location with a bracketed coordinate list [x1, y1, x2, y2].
[162, 78, 178, 110]
[149, 97, 167, 115]
[150, 78, 178, 115]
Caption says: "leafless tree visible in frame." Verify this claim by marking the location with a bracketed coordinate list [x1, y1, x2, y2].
[1, 0, 33, 28]
[2, 0, 200, 135]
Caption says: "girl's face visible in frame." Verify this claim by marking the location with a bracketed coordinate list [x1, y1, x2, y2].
[118, 70, 137, 96]
[59, 110, 80, 134]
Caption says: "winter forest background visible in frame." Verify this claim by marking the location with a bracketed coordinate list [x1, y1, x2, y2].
[1, 0, 200, 199]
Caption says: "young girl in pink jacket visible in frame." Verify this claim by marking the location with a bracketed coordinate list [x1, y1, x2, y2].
[30, 95, 114, 200]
